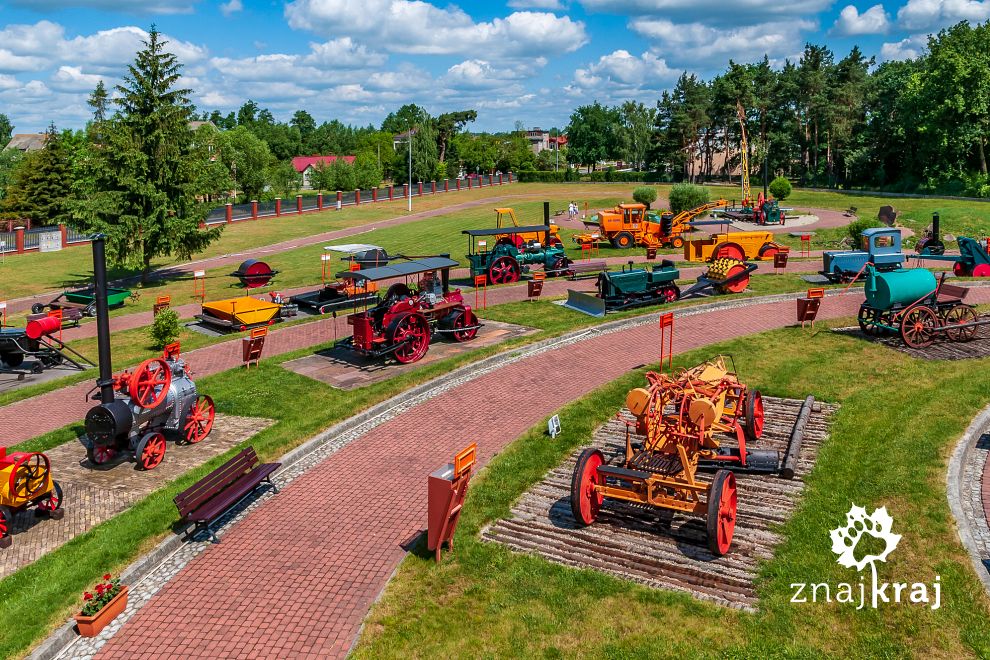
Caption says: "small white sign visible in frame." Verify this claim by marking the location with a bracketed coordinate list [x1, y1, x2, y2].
[39, 231, 62, 252]
[478, 240, 487, 248]
[321, 254, 332, 262]
[194, 270, 206, 278]
[548, 414, 561, 439]
[0, 302, 6, 310]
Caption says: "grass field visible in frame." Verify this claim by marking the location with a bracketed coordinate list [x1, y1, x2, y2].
[351, 324, 990, 658]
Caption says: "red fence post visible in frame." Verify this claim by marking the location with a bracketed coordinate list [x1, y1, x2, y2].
[403, 183, 409, 198]
[498, 173, 503, 185]
[251, 200, 258, 220]
[59, 223, 67, 248]
[388, 184, 394, 201]
[225, 203, 233, 223]
[508, 171, 513, 183]
[336, 190, 342, 210]
[467, 177, 472, 190]
[444, 179, 449, 192]
[456, 178, 461, 191]
[275, 198, 282, 217]
[296, 195, 303, 214]
[372, 187, 378, 202]
[317, 193, 323, 210]
[355, 189, 361, 206]
[418, 181, 423, 196]
[431, 180, 436, 194]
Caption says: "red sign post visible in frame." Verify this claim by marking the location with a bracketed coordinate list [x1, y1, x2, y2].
[658, 312, 674, 373]
[428, 443, 477, 563]
[797, 288, 824, 328]
[242, 326, 267, 368]
[192, 270, 206, 301]
[473, 274, 487, 310]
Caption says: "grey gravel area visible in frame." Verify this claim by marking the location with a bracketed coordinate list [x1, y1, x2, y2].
[947, 405, 990, 598]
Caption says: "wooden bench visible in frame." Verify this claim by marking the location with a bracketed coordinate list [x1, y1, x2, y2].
[174, 446, 280, 543]
[567, 260, 608, 280]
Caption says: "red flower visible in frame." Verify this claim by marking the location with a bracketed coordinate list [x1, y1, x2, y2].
[83, 593, 93, 601]
[103, 574, 112, 581]
[96, 584, 105, 594]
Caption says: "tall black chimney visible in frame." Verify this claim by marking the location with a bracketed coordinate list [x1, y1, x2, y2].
[543, 201, 550, 227]
[932, 212, 940, 238]
[91, 235, 114, 404]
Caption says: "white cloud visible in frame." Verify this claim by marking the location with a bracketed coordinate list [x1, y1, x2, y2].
[61, 26, 208, 70]
[832, 4, 890, 35]
[507, 0, 564, 7]
[219, 0, 243, 16]
[443, 59, 530, 89]
[8, 0, 198, 13]
[284, 1, 587, 57]
[579, 0, 830, 22]
[0, 49, 48, 73]
[303, 37, 387, 68]
[880, 33, 930, 59]
[572, 50, 675, 90]
[50, 65, 105, 92]
[897, 0, 990, 30]
[632, 18, 815, 67]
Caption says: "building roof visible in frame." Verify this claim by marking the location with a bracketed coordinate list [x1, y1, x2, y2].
[4, 133, 47, 152]
[291, 155, 356, 172]
[188, 121, 217, 131]
[392, 129, 418, 140]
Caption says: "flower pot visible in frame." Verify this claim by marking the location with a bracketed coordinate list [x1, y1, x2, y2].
[74, 586, 128, 637]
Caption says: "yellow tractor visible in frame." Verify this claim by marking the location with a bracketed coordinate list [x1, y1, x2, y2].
[574, 201, 730, 250]
[494, 208, 562, 248]
[684, 229, 788, 263]
[0, 447, 64, 548]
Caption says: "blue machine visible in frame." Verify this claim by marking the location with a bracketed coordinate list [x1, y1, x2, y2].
[821, 227, 905, 282]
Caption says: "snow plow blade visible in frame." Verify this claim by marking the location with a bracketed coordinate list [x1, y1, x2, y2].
[562, 289, 607, 318]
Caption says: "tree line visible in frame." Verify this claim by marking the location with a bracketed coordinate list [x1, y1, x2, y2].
[563, 21, 990, 197]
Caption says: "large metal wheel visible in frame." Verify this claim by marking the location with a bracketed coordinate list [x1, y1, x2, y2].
[547, 255, 570, 278]
[135, 432, 167, 471]
[857, 305, 886, 336]
[714, 263, 751, 294]
[614, 232, 635, 249]
[659, 284, 680, 304]
[706, 469, 737, 556]
[757, 243, 780, 260]
[31, 303, 45, 314]
[942, 305, 979, 342]
[383, 283, 411, 307]
[184, 394, 215, 444]
[488, 256, 520, 285]
[87, 444, 116, 466]
[713, 242, 746, 262]
[744, 389, 764, 442]
[1, 352, 24, 368]
[974, 264, 990, 278]
[570, 448, 605, 527]
[36, 480, 64, 516]
[953, 262, 972, 277]
[129, 358, 172, 409]
[10, 452, 51, 501]
[388, 313, 431, 364]
[0, 505, 13, 548]
[900, 306, 940, 348]
[671, 236, 684, 249]
[448, 309, 479, 343]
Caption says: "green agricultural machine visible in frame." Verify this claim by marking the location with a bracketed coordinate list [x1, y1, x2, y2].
[463, 225, 572, 284]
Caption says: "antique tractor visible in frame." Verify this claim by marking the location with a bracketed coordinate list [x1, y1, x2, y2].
[822, 227, 906, 282]
[0, 447, 64, 548]
[0, 314, 92, 374]
[81, 235, 216, 470]
[335, 257, 482, 364]
[464, 226, 571, 284]
[570, 357, 769, 556]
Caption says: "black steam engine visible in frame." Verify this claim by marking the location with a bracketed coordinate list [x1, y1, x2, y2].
[80, 236, 216, 470]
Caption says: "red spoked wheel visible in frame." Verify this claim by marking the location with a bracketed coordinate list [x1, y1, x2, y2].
[900, 306, 940, 348]
[36, 481, 63, 516]
[942, 305, 979, 342]
[758, 243, 780, 260]
[974, 264, 990, 278]
[450, 310, 479, 343]
[10, 452, 50, 501]
[547, 255, 570, 277]
[128, 358, 172, 409]
[713, 242, 745, 261]
[184, 394, 216, 444]
[488, 256, 521, 285]
[87, 444, 116, 466]
[953, 262, 972, 277]
[744, 389, 764, 442]
[715, 263, 751, 294]
[706, 469, 737, 556]
[0, 506, 12, 548]
[136, 432, 167, 471]
[570, 448, 605, 527]
[659, 284, 680, 304]
[388, 313, 431, 364]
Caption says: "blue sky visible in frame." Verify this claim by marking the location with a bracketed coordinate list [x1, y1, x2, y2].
[0, 0, 984, 134]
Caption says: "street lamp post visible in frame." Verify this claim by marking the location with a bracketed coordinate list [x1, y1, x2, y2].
[231, 161, 237, 204]
[407, 122, 413, 213]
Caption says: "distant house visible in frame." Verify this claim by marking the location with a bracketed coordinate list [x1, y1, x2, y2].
[392, 129, 417, 151]
[4, 133, 47, 152]
[188, 120, 217, 132]
[291, 155, 357, 189]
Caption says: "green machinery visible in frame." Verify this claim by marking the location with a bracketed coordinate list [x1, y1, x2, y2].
[463, 225, 571, 284]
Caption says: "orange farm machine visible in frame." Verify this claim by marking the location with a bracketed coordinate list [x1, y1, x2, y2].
[334, 257, 482, 364]
[0, 447, 64, 548]
[574, 201, 730, 250]
[570, 356, 776, 555]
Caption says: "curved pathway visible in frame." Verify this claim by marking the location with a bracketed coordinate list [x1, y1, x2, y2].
[78, 284, 990, 659]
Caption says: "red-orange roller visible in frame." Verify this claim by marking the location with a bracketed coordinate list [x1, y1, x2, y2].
[26, 315, 61, 339]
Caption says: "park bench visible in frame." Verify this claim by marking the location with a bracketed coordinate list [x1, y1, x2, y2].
[567, 261, 608, 280]
[174, 446, 280, 543]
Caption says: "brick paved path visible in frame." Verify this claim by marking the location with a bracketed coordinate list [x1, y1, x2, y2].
[91, 285, 990, 659]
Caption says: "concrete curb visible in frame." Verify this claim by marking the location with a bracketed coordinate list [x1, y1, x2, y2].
[946, 404, 990, 597]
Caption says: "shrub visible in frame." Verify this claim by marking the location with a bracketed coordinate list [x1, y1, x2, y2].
[668, 183, 709, 213]
[632, 186, 658, 209]
[846, 216, 884, 244]
[149, 308, 181, 349]
[769, 176, 792, 200]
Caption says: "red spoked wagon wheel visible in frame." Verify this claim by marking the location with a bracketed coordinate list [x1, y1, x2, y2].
[706, 469, 737, 556]
[942, 305, 979, 342]
[136, 432, 167, 470]
[547, 255, 570, 277]
[36, 481, 63, 516]
[953, 261, 972, 277]
[87, 444, 116, 466]
[488, 256, 520, 285]
[184, 395, 216, 444]
[900, 306, 940, 348]
[0, 505, 13, 548]
[713, 242, 745, 262]
[10, 452, 50, 501]
[660, 284, 680, 304]
[389, 314, 431, 364]
[570, 448, 605, 527]
[450, 310, 479, 343]
[744, 389, 764, 442]
[128, 358, 172, 409]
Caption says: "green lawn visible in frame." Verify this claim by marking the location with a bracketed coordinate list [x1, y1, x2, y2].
[352, 324, 990, 659]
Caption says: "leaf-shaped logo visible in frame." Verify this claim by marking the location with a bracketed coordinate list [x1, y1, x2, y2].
[829, 504, 901, 572]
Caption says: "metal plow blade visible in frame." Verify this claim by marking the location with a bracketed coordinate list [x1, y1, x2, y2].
[562, 290, 606, 317]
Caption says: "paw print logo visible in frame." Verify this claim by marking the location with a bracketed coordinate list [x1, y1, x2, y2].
[829, 504, 901, 572]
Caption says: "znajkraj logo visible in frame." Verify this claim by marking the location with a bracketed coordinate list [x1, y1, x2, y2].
[790, 504, 941, 610]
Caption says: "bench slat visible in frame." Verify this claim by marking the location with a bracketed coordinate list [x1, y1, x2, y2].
[184, 464, 280, 522]
[175, 448, 259, 517]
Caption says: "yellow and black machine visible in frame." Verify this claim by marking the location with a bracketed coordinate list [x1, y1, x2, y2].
[0, 446, 64, 548]
[570, 357, 775, 556]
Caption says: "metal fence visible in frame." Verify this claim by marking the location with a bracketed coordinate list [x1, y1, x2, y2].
[66, 227, 90, 244]
[0, 230, 13, 253]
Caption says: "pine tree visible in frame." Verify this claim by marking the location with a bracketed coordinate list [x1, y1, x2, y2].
[2, 123, 73, 226]
[72, 26, 221, 281]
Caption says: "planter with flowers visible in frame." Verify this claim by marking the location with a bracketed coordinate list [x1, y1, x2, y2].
[74, 574, 128, 637]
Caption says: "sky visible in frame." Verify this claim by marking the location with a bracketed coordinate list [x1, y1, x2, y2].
[0, 0, 986, 135]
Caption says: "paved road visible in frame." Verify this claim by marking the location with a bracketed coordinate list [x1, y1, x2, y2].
[90, 285, 990, 659]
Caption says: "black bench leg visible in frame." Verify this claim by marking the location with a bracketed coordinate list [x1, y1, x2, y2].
[266, 476, 279, 494]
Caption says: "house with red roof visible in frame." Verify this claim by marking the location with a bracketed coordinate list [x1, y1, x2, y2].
[291, 155, 356, 188]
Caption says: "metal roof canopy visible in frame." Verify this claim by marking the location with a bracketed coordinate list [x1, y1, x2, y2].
[337, 257, 459, 282]
[323, 244, 383, 253]
[462, 225, 549, 237]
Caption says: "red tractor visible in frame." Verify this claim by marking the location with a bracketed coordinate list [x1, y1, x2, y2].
[335, 257, 482, 364]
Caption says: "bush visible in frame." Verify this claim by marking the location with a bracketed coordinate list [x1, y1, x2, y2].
[149, 308, 181, 349]
[846, 216, 884, 244]
[668, 183, 709, 213]
[632, 186, 658, 209]
[769, 176, 792, 200]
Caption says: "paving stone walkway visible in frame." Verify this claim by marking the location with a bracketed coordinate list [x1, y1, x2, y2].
[79, 285, 990, 659]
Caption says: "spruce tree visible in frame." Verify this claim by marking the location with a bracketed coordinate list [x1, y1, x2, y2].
[2, 123, 72, 226]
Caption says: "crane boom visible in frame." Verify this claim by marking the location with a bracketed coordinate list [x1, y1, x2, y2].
[736, 102, 751, 207]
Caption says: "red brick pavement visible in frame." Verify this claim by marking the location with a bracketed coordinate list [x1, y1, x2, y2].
[93, 286, 990, 659]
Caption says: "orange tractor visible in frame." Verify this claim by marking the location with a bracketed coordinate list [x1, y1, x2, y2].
[574, 200, 730, 250]
[0, 447, 64, 548]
